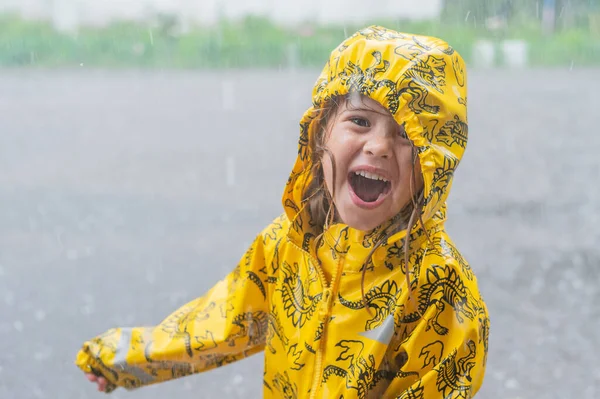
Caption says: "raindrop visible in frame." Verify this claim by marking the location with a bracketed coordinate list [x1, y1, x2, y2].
[530, 276, 545, 295]
[32, 387, 45, 398]
[34, 350, 51, 362]
[584, 386, 596, 397]
[233, 374, 243, 385]
[35, 310, 46, 322]
[221, 80, 235, 110]
[54, 227, 65, 250]
[552, 366, 563, 379]
[169, 291, 189, 306]
[80, 305, 93, 315]
[5, 291, 15, 306]
[146, 270, 156, 284]
[286, 43, 299, 71]
[148, 28, 154, 46]
[84, 246, 95, 257]
[570, 277, 584, 290]
[509, 351, 525, 365]
[545, 334, 558, 345]
[546, 315, 560, 330]
[28, 216, 37, 232]
[492, 370, 506, 381]
[226, 156, 236, 187]
[14, 320, 24, 332]
[132, 43, 145, 56]
[83, 294, 95, 304]
[67, 249, 79, 260]
[504, 378, 519, 390]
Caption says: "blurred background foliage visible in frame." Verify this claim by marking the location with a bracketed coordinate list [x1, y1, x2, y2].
[1, 0, 599, 68]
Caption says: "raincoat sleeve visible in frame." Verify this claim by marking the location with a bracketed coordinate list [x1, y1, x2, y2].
[75, 218, 282, 392]
[392, 259, 489, 398]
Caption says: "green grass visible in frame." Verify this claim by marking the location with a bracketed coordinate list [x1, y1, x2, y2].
[1, 14, 599, 68]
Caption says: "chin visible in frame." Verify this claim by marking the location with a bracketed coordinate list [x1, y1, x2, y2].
[339, 210, 384, 232]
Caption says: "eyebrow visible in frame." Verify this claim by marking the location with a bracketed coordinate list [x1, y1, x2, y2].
[341, 106, 390, 117]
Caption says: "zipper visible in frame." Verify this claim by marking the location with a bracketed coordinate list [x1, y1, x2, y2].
[308, 254, 344, 399]
[286, 236, 344, 399]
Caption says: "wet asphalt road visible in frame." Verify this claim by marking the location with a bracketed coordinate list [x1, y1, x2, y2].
[0, 68, 599, 398]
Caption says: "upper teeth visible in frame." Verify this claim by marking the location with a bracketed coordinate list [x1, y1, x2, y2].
[355, 170, 389, 182]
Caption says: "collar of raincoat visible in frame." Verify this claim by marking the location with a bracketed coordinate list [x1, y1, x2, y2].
[283, 25, 468, 267]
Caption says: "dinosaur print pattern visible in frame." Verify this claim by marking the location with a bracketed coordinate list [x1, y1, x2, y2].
[278, 261, 322, 328]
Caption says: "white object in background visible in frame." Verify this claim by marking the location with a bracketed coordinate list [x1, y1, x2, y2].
[472, 40, 496, 68]
[51, 0, 80, 33]
[502, 40, 529, 68]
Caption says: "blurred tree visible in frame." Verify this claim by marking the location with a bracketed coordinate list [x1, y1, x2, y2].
[441, 0, 530, 26]
[442, 0, 598, 31]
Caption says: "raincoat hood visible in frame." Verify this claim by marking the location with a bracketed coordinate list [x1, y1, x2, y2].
[284, 25, 468, 244]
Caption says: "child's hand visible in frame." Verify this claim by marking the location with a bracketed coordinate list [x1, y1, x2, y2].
[85, 373, 109, 392]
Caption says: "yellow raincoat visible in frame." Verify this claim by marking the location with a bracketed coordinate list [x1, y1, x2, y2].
[76, 26, 489, 398]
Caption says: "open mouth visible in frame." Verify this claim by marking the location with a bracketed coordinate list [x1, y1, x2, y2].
[348, 170, 391, 204]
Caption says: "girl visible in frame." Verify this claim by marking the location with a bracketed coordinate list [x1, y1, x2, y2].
[77, 25, 489, 398]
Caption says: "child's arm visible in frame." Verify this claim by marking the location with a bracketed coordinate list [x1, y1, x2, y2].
[75, 226, 276, 392]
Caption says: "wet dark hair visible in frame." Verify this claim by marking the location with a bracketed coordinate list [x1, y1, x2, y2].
[302, 94, 428, 308]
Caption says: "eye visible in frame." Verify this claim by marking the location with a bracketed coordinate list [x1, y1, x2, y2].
[350, 117, 370, 128]
[397, 125, 408, 139]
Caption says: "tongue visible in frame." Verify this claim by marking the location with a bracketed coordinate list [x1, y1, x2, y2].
[352, 175, 387, 202]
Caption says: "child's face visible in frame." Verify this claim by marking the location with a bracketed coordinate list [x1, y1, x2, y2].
[322, 95, 424, 231]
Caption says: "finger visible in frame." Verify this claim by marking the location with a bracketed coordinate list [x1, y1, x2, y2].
[86, 374, 98, 382]
[98, 378, 108, 391]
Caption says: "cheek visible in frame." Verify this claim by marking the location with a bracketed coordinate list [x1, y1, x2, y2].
[323, 129, 349, 186]
[397, 147, 415, 176]
[396, 148, 424, 191]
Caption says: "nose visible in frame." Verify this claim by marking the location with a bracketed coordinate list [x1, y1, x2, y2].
[363, 131, 393, 159]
